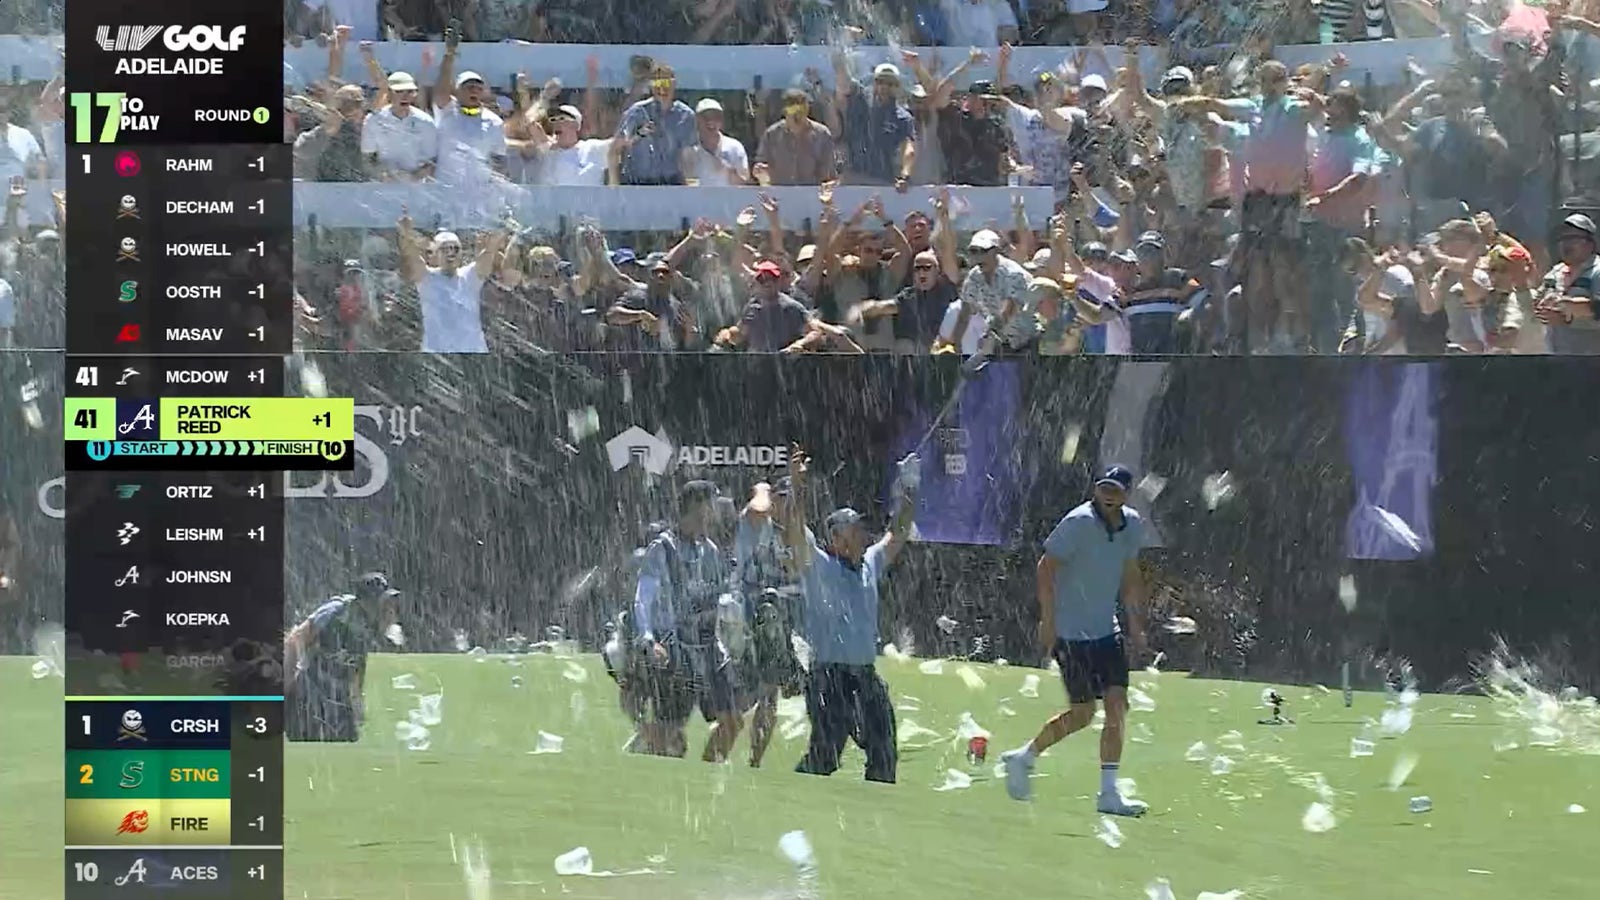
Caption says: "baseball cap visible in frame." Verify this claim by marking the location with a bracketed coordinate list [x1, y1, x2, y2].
[644, 251, 671, 271]
[609, 248, 637, 266]
[1095, 465, 1134, 491]
[455, 70, 485, 87]
[825, 507, 864, 534]
[1111, 248, 1138, 264]
[796, 243, 817, 263]
[1080, 73, 1108, 93]
[342, 258, 362, 271]
[968, 229, 1003, 251]
[549, 104, 583, 125]
[432, 230, 462, 248]
[388, 71, 419, 92]
[1080, 241, 1110, 261]
[695, 97, 723, 115]
[1031, 247, 1053, 268]
[969, 80, 1001, 97]
[873, 63, 902, 82]
[1135, 230, 1166, 252]
[753, 260, 784, 278]
[1562, 213, 1596, 236]
[771, 475, 793, 496]
[1162, 66, 1195, 86]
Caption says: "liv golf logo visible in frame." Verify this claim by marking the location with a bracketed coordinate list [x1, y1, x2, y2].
[605, 426, 787, 476]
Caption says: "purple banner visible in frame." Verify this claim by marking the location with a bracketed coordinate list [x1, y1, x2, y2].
[1344, 364, 1438, 561]
[887, 361, 1025, 546]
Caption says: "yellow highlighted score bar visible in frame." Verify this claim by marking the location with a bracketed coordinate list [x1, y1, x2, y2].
[159, 398, 353, 441]
[64, 798, 231, 846]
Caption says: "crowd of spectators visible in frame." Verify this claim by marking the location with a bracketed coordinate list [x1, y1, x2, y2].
[286, 0, 1440, 47]
[3, 1, 1600, 355]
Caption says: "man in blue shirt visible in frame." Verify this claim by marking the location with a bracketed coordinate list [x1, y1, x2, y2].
[829, 60, 917, 190]
[284, 573, 399, 742]
[1001, 466, 1152, 816]
[614, 64, 697, 186]
[631, 480, 741, 760]
[780, 445, 919, 783]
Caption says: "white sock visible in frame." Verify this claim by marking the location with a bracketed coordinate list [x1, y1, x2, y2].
[1100, 763, 1118, 795]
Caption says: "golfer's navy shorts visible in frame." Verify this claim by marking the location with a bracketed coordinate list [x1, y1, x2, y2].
[1052, 635, 1130, 705]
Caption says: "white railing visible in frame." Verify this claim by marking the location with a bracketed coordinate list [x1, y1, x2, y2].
[2, 36, 1453, 89]
[18, 180, 1051, 231]
[290, 183, 1052, 230]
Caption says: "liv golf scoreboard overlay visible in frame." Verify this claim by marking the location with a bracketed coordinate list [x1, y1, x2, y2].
[62, 4, 341, 896]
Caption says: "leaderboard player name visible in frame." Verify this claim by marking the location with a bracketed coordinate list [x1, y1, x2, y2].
[173, 403, 251, 434]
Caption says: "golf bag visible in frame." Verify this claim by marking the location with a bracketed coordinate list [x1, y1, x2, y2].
[747, 588, 804, 697]
[604, 534, 722, 722]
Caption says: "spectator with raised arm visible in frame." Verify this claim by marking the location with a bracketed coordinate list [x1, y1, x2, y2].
[396, 207, 506, 353]
[616, 64, 698, 186]
[606, 251, 701, 350]
[430, 25, 508, 184]
[829, 56, 917, 191]
[881, 191, 963, 353]
[361, 64, 439, 182]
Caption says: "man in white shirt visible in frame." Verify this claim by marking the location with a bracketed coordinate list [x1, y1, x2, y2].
[432, 48, 509, 186]
[396, 209, 507, 353]
[935, 295, 991, 354]
[535, 105, 613, 186]
[681, 98, 749, 186]
[361, 71, 438, 181]
[0, 92, 46, 185]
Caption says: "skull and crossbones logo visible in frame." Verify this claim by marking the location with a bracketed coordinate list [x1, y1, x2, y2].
[118, 237, 139, 262]
[117, 194, 139, 218]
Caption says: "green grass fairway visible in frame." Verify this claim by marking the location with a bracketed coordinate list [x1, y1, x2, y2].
[4, 654, 1595, 899]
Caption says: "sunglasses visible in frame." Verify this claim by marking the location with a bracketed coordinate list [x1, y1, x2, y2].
[783, 104, 807, 115]
[913, 262, 937, 271]
[650, 79, 673, 90]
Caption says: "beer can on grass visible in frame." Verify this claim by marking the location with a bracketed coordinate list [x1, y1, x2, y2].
[967, 736, 988, 765]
